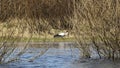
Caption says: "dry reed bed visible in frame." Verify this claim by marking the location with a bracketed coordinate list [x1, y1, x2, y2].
[73, 0, 120, 59]
[0, 0, 120, 63]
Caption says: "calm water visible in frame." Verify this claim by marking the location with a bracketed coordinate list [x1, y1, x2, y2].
[0, 42, 120, 68]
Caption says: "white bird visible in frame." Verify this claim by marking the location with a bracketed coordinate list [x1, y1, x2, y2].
[54, 31, 68, 38]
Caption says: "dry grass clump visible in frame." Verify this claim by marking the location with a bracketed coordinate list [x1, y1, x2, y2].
[0, 0, 74, 31]
[0, 0, 120, 63]
[73, 0, 120, 59]
[0, 0, 74, 63]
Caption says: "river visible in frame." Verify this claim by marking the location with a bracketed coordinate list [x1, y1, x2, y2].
[0, 42, 120, 68]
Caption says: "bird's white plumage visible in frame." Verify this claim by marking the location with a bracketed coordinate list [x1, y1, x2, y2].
[54, 31, 68, 38]
[58, 32, 68, 36]
[58, 33, 65, 36]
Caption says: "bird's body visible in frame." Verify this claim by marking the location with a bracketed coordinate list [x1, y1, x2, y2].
[54, 31, 68, 38]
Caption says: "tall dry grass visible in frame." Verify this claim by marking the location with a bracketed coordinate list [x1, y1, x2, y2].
[0, 0, 120, 63]
[73, 0, 120, 59]
[0, 0, 74, 63]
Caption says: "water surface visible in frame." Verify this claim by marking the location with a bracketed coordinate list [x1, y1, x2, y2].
[0, 42, 120, 68]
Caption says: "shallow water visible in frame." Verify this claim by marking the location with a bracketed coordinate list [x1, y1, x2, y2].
[0, 42, 120, 68]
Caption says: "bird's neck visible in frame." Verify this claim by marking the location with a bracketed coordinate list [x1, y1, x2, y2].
[64, 32, 68, 35]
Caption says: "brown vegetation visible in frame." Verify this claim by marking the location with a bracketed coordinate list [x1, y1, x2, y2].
[73, 0, 120, 59]
[0, 0, 120, 63]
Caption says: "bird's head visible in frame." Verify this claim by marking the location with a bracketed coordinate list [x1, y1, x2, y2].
[64, 31, 68, 35]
